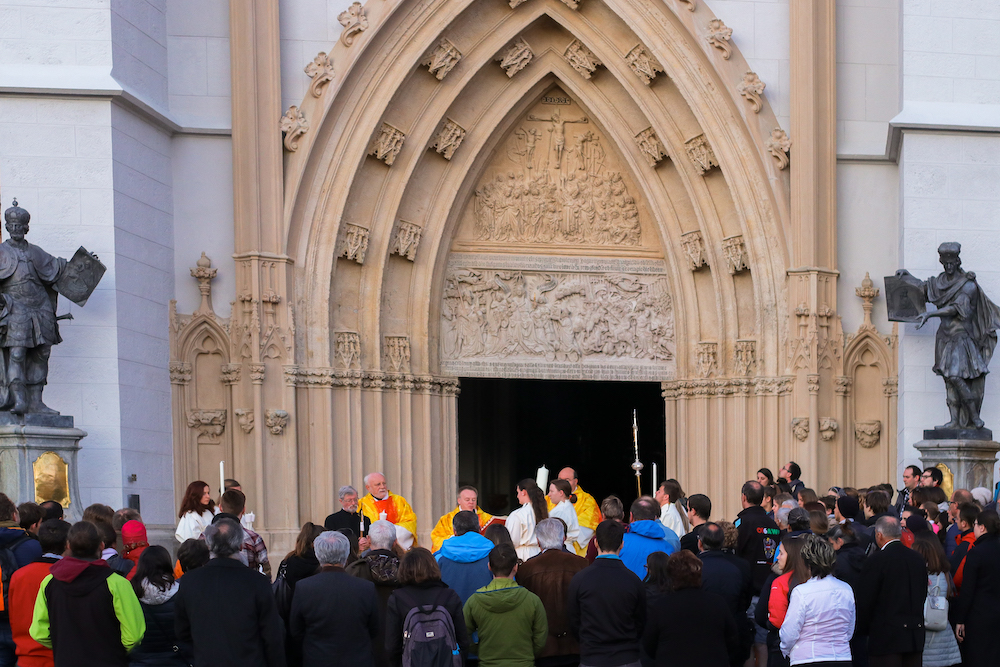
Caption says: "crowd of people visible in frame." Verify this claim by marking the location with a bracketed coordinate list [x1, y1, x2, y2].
[0, 461, 997, 667]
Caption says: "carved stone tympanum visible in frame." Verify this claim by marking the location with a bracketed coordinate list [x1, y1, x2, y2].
[280, 106, 308, 152]
[626, 45, 663, 85]
[423, 39, 462, 80]
[340, 223, 370, 264]
[433, 118, 466, 160]
[304, 52, 335, 97]
[685, 134, 718, 174]
[369, 123, 406, 166]
[565, 40, 602, 79]
[635, 127, 667, 166]
[737, 71, 765, 113]
[391, 220, 422, 261]
[706, 19, 733, 59]
[680, 230, 707, 270]
[497, 38, 533, 77]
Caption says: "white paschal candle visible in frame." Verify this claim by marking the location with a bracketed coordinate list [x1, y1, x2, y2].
[219, 460, 224, 499]
[536, 464, 549, 490]
[653, 462, 657, 492]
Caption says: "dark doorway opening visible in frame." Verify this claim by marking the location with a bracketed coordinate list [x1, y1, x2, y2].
[457, 378, 666, 516]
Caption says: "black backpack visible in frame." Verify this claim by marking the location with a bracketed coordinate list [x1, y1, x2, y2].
[0, 534, 30, 620]
[399, 590, 462, 667]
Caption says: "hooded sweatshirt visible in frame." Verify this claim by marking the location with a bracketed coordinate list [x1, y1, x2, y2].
[620, 520, 679, 578]
[30, 556, 145, 667]
[130, 579, 192, 666]
[7, 555, 59, 667]
[436, 532, 494, 604]
[463, 578, 547, 667]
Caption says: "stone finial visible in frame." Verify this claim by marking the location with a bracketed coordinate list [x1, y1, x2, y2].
[626, 45, 663, 85]
[635, 127, 667, 166]
[856, 272, 879, 329]
[304, 52, 335, 97]
[497, 38, 533, 78]
[706, 19, 733, 59]
[338, 2, 368, 46]
[280, 106, 309, 152]
[190, 252, 218, 314]
[766, 128, 791, 170]
[423, 39, 462, 80]
[737, 71, 765, 113]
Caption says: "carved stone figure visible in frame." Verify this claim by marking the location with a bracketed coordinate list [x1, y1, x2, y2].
[527, 108, 588, 170]
[433, 118, 466, 160]
[340, 223, 370, 263]
[497, 38, 533, 78]
[680, 230, 707, 270]
[423, 39, 462, 80]
[265, 409, 289, 435]
[819, 418, 838, 441]
[722, 235, 749, 274]
[391, 220, 422, 261]
[625, 45, 663, 85]
[855, 420, 881, 448]
[734, 340, 755, 376]
[0, 202, 104, 415]
[369, 123, 406, 166]
[564, 40, 602, 79]
[792, 417, 809, 442]
[895, 242, 1000, 432]
[684, 134, 718, 174]
[634, 127, 666, 166]
[696, 342, 717, 378]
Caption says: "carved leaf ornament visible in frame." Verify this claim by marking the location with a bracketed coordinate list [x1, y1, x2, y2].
[737, 71, 765, 113]
[338, 2, 368, 47]
[304, 52, 334, 97]
[280, 106, 308, 152]
[706, 19, 733, 59]
[766, 128, 791, 170]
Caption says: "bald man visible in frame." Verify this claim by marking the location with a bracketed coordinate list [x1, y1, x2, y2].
[357, 472, 418, 549]
[545, 467, 600, 552]
[430, 486, 494, 553]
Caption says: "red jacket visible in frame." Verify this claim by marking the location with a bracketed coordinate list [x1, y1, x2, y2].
[7, 556, 59, 667]
[954, 531, 977, 592]
[768, 572, 793, 628]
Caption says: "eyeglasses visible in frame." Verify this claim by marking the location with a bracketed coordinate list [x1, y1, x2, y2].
[921, 473, 933, 479]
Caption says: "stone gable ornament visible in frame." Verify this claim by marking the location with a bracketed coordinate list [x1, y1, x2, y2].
[0, 200, 105, 415]
[634, 127, 667, 166]
[433, 118, 466, 160]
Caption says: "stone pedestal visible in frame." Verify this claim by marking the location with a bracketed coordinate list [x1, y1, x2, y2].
[0, 414, 86, 521]
[915, 439, 1000, 492]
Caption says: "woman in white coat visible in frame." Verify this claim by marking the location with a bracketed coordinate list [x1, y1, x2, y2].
[547, 478, 581, 553]
[505, 478, 549, 560]
[174, 481, 216, 542]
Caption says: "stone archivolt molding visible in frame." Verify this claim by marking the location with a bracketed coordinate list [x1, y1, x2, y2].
[737, 72, 765, 113]
[497, 38, 533, 77]
[625, 45, 663, 85]
[564, 40, 602, 79]
[304, 52, 335, 97]
[369, 123, 406, 166]
[684, 134, 718, 175]
[338, 2, 368, 46]
[391, 220, 422, 261]
[280, 106, 308, 152]
[423, 39, 462, 80]
[706, 19, 733, 59]
[433, 118, 466, 160]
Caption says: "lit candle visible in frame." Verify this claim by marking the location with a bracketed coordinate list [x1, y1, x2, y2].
[219, 460, 224, 500]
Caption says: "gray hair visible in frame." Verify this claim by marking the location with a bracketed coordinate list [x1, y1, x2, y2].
[368, 519, 397, 550]
[314, 531, 350, 566]
[774, 506, 792, 529]
[535, 518, 565, 551]
[875, 515, 902, 540]
[363, 472, 384, 487]
[338, 485, 358, 500]
[204, 518, 243, 559]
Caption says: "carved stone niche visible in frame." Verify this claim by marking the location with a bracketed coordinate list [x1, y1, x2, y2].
[634, 127, 667, 167]
[696, 342, 717, 378]
[625, 45, 663, 86]
[856, 420, 881, 448]
[391, 220, 422, 261]
[423, 38, 462, 80]
[680, 230, 707, 270]
[340, 223, 370, 264]
[265, 409, 289, 436]
[564, 40, 602, 79]
[792, 417, 809, 442]
[820, 418, 838, 442]
[187, 409, 227, 442]
[497, 38, 533, 78]
[722, 235, 749, 274]
[684, 134, 718, 175]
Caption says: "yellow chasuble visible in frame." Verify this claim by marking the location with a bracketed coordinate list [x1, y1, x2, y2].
[545, 486, 600, 556]
[358, 492, 418, 544]
[430, 506, 494, 553]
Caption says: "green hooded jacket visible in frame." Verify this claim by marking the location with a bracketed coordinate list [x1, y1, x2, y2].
[463, 578, 547, 667]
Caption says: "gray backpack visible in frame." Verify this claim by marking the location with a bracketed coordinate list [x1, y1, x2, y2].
[400, 590, 462, 667]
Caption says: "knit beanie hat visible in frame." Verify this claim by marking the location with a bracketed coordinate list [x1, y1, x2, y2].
[837, 495, 860, 520]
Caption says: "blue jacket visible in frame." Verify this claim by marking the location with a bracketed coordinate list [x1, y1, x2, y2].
[620, 521, 678, 578]
[0, 524, 41, 568]
[436, 532, 494, 605]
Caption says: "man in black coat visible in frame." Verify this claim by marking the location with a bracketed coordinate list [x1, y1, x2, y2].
[291, 531, 380, 667]
[175, 518, 285, 667]
[568, 520, 646, 667]
[698, 522, 753, 666]
[855, 515, 928, 667]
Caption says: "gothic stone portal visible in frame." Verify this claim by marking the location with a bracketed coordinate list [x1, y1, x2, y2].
[441, 89, 676, 383]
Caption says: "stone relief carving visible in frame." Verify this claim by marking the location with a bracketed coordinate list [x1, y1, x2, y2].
[391, 220, 422, 261]
[626, 45, 663, 85]
[706, 19, 733, 59]
[766, 128, 791, 170]
[265, 409, 289, 435]
[792, 417, 809, 442]
[220, 363, 241, 385]
[634, 127, 667, 166]
[855, 420, 881, 448]
[696, 342, 717, 378]
[248, 363, 265, 384]
[564, 40, 602, 79]
[819, 418, 838, 441]
[280, 106, 308, 152]
[680, 230, 707, 270]
[497, 38, 533, 77]
[369, 123, 406, 166]
[234, 408, 254, 433]
[338, 2, 368, 46]
[737, 71, 765, 113]
[734, 340, 756, 376]
[684, 134, 718, 175]
[442, 269, 675, 363]
[433, 118, 466, 160]
[722, 235, 749, 274]
[169, 361, 192, 385]
[423, 39, 462, 80]
[384, 336, 411, 373]
[336, 332, 361, 369]
[340, 223, 369, 264]
[304, 52, 335, 97]
[187, 409, 226, 441]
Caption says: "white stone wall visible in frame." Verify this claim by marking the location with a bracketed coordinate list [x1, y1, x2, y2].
[110, 0, 167, 110]
[166, 0, 230, 129]
[279, 0, 346, 114]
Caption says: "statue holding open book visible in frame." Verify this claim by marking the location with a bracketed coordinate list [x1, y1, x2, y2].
[889, 242, 1000, 434]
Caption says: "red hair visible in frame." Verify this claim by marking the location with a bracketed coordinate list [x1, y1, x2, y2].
[178, 481, 211, 518]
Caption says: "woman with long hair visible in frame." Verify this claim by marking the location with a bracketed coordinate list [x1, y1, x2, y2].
[506, 478, 548, 560]
[281, 522, 326, 592]
[384, 548, 469, 667]
[755, 535, 807, 667]
[547, 478, 581, 553]
[911, 535, 961, 667]
[128, 546, 192, 666]
[174, 481, 215, 543]
[757, 468, 775, 487]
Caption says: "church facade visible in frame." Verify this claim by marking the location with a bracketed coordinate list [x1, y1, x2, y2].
[0, 0, 997, 548]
